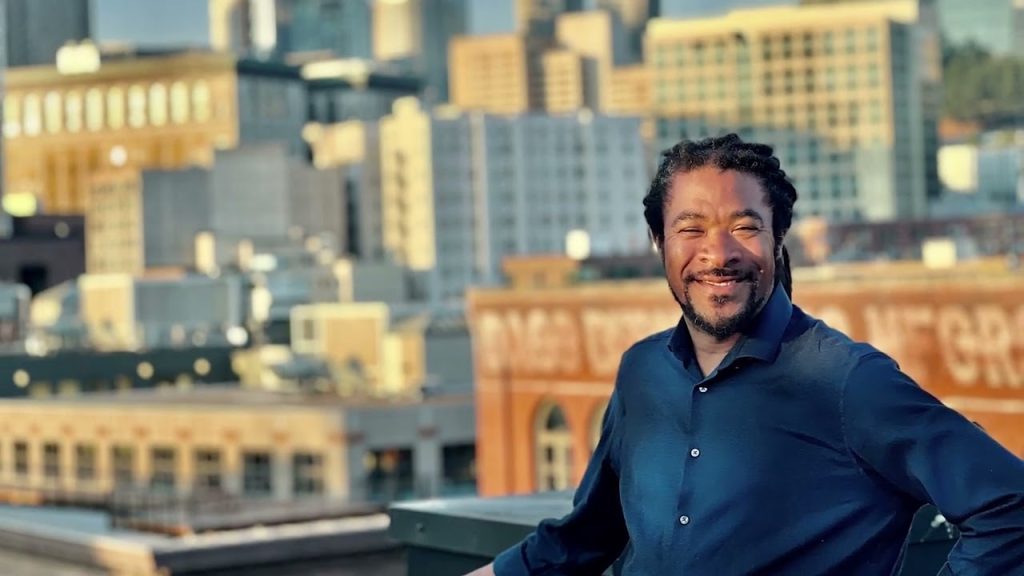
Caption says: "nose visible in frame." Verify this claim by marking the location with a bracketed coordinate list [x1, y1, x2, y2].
[699, 228, 742, 269]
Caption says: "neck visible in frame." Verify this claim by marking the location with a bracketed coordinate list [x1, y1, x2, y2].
[685, 323, 742, 377]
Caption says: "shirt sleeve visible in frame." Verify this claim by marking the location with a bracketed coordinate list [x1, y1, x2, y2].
[842, 352, 1024, 575]
[492, 367, 629, 576]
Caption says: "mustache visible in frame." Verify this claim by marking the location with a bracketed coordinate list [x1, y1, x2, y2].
[684, 267, 758, 284]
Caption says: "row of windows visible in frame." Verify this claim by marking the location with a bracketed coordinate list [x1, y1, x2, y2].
[4, 80, 214, 138]
[1, 441, 325, 496]
[653, 27, 882, 66]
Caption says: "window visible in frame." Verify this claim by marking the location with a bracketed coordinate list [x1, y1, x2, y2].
[24, 93, 42, 135]
[65, 91, 83, 132]
[441, 444, 476, 496]
[85, 89, 104, 131]
[128, 84, 146, 127]
[192, 81, 211, 122]
[44, 92, 62, 134]
[535, 402, 573, 491]
[4, 95, 21, 137]
[149, 83, 168, 126]
[112, 445, 134, 487]
[170, 81, 189, 124]
[107, 87, 125, 129]
[150, 446, 176, 491]
[75, 444, 97, 482]
[14, 441, 29, 477]
[292, 452, 324, 496]
[43, 442, 60, 480]
[365, 448, 414, 501]
[194, 448, 222, 492]
[243, 451, 272, 496]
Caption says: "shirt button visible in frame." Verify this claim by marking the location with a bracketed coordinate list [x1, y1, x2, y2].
[679, 515, 690, 525]
[698, 386, 708, 393]
[690, 448, 700, 458]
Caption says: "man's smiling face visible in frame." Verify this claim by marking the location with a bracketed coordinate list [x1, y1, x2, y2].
[661, 166, 776, 340]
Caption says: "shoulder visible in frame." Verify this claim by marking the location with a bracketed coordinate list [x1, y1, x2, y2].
[786, 305, 885, 371]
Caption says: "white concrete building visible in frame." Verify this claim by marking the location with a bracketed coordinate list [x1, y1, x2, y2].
[381, 99, 649, 305]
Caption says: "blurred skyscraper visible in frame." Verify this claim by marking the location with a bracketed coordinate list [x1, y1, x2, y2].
[647, 1, 940, 222]
[4, 0, 90, 66]
[286, 0, 373, 59]
[0, 0, 8, 238]
[380, 98, 649, 305]
[373, 0, 469, 104]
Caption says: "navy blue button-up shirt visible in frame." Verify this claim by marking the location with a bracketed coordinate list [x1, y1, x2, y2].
[494, 286, 1024, 575]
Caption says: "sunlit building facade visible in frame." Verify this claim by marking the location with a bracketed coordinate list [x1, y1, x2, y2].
[3, 48, 311, 216]
[380, 99, 649, 305]
[646, 1, 941, 222]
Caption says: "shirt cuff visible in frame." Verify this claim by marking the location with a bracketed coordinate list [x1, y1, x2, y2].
[492, 543, 530, 576]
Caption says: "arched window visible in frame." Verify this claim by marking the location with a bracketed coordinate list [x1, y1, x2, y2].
[44, 91, 63, 133]
[4, 95, 21, 137]
[192, 80, 211, 122]
[149, 83, 168, 126]
[170, 81, 189, 124]
[85, 88, 104, 131]
[128, 84, 146, 127]
[107, 87, 125, 129]
[534, 401, 574, 491]
[65, 91, 83, 133]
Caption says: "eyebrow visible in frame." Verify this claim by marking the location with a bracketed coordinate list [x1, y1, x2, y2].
[669, 211, 706, 226]
[670, 209, 766, 226]
[732, 209, 766, 225]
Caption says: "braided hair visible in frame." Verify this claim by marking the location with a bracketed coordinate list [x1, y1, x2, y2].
[642, 133, 798, 298]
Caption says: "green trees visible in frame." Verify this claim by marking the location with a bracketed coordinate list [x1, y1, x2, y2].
[942, 42, 1024, 128]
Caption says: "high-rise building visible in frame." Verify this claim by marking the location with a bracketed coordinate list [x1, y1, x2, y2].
[287, 0, 373, 59]
[85, 145, 346, 276]
[594, 0, 660, 61]
[450, 34, 533, 114]
[380, 98, 650, 305]
[0, 0, 8, 238]
[303, 121, 385, 261]
[555, 10, 627, 111]
[4, 0, 90, 67]
[646, 1, 940, 222]
[3, 47, 316, 215]
[210, 0, 279, 59]
[450, 10, 627, 114]
[516, 0, 585, 38]
[373, 0, 468, 104]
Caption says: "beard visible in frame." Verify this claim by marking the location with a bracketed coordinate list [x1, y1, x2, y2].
[674, 267, 764, 341]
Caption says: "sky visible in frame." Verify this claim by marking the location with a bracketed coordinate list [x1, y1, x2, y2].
[92, 0, 796, 49]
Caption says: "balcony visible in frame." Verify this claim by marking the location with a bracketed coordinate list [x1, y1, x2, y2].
[390, 493, 958, 576]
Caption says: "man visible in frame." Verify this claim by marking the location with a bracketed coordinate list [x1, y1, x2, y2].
[469, 134, 1024, 575]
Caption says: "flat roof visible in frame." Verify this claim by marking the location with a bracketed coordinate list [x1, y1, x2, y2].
[0, 385, 473, 410]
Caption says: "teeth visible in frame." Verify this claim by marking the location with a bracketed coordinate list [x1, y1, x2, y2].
[704, 280, 736, 287]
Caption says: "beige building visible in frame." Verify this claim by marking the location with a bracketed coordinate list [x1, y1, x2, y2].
[555, 10, 621, 111]
[539, 49, 587, 113]
[379, 98, 438, 270]
[608, 64, 651, 117]
[289, 302, 426, 397]
[0, 388, 475, 506]
[4, 44, 310, 216]
[449, 34, 533, 115]
[645, 1, 940, 221]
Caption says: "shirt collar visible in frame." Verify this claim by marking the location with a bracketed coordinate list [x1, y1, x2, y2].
[667, 283, 794, 368]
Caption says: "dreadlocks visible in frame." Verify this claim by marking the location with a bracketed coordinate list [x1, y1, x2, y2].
[642, 133, 798, 298]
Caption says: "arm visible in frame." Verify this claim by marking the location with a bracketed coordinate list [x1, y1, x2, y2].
[486, 387, 629, 576]
[842, 353, 1024, 575]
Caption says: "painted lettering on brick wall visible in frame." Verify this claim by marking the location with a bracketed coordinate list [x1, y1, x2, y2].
[799, 301, 1024, 392]
[473, 306, 677, 379]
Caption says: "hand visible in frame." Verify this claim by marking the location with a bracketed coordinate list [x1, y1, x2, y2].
[464, 562, 496, 576]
